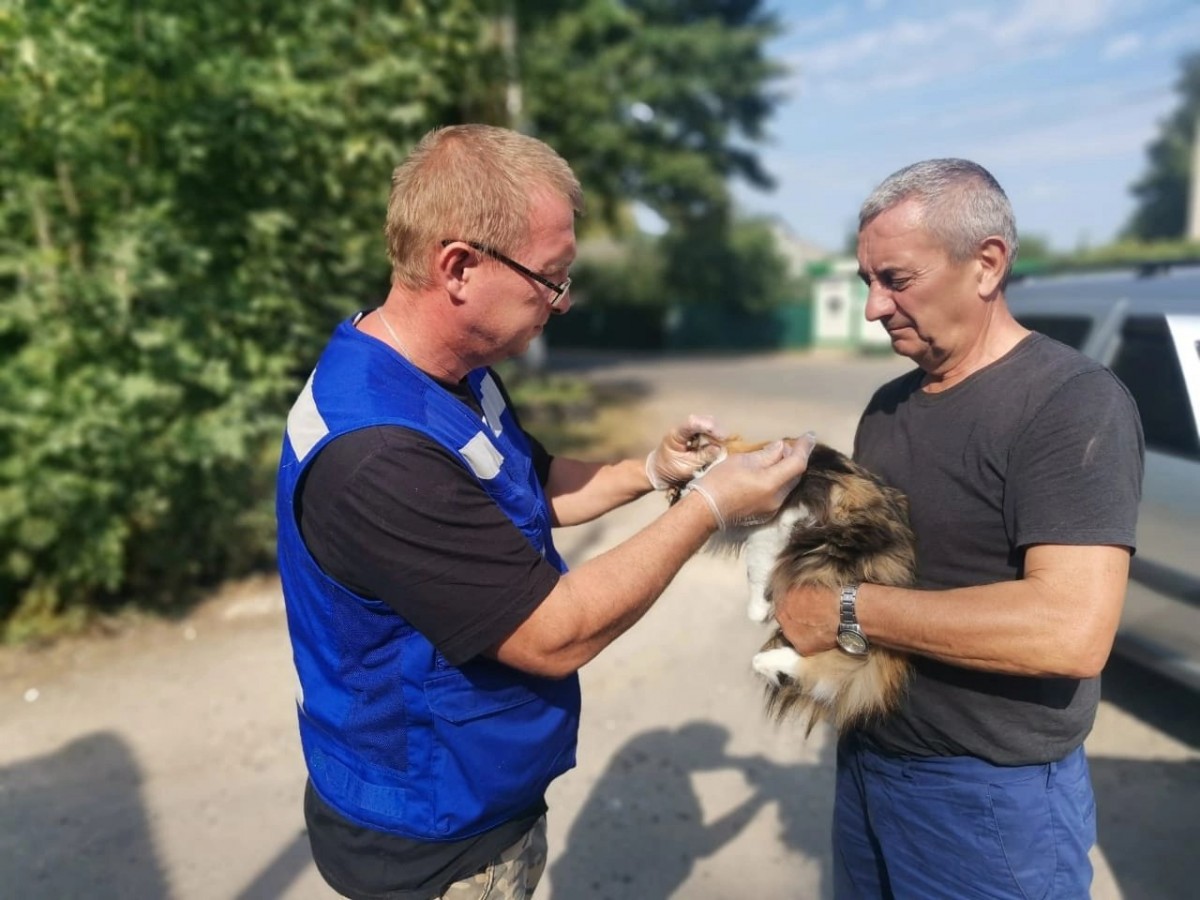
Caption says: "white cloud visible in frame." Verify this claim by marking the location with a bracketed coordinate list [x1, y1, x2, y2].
[787, 0, 1126, 96]
[1147, 7, 1200, 54]
[854, 75, 1172, 138]
[753, 0, 1187, 250]
[782, 4, 850, 40]
[1102, 32, 1143, 60]
[1026, 181, 1072, 202]
[790, 12, 967, 77]
[992, 0, 1120, 46]
[966, 92, 1176, 168]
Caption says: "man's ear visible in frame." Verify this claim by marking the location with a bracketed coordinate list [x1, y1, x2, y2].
[437, 242, 478, 299]
[976, 236, 1009, 298]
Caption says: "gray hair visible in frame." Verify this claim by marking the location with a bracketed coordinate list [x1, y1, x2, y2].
[859, 159, 1019, 286]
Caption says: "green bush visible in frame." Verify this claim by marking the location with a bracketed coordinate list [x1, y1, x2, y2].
[0, 0, 484, 639]
[1011, 239, 1200, 279]
[0, 0, 798, 639]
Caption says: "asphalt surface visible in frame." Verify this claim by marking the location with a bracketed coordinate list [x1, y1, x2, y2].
[1, 349, 1197, 900]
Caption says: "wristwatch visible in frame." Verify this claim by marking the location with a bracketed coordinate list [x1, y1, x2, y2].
[836, 584, 870, 656]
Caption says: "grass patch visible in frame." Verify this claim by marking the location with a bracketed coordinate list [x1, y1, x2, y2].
[505, 371, 647, 458]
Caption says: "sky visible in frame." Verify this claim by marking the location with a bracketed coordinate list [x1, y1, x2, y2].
[731, 0, 1200, 254]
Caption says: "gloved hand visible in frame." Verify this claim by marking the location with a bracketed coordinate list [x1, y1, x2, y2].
[684, 432, 817, 530]
[645, 414, 729, 491]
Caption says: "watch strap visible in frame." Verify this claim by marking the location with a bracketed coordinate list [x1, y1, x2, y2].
[839, 583, 861, 626]
[837, 583, 870, 655]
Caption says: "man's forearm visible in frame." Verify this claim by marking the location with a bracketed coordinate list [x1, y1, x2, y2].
[858, 548, 1127, 678]
[545, 456, 656, 527]
[490, 491, 717, 676]
[857, 581, 1093, 676]
[780, 545, 1129, 678]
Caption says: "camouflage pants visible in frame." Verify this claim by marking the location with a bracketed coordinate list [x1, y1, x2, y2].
[438, 816, 548, 900]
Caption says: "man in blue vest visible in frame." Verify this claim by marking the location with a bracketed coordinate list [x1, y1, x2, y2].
[276, 124, 815, 900]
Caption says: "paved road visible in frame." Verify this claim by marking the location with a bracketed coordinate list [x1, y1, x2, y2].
[1, 350, 1197, 899]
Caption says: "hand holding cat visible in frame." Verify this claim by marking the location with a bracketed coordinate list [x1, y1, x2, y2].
[773, 583, 840, 655]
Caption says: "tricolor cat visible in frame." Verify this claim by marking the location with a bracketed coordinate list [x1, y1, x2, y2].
[673, 439, 917, 734]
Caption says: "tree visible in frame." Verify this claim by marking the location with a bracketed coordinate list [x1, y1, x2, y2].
[659, 212, 796, 310]
[0, 0, 487, 634]
[518, 0, 784, 229]
[1123, 51, 1200, 240]
[517, 0, 787, 313]
[0, 0, 791, 635]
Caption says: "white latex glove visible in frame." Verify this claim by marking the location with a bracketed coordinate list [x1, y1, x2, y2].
[684, 432, 817, 529]
[645, 414, 729, 491]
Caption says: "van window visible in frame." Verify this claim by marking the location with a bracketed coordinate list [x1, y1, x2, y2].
[1110, 316, 1200, 461]
[1016, 315, 1092, 350]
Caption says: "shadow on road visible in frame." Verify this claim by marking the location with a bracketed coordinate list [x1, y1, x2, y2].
[1092, 755, 1200, 900]
[549, 721, 835, 899]
[0, 730, 315, 900]
[1093, 655, 1200, 900]
[234, 830, 313, 900]
[1101, 655, 1200, 748]
[0, 731, 170, 899]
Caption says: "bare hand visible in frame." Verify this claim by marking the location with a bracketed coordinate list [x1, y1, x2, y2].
[774, 583, 839, 655]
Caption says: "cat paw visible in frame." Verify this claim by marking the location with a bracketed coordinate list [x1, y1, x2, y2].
[752, 647, 802, 686]
[746, 595, 773, 622]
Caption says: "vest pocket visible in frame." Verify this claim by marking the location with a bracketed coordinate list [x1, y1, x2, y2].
[425, 669, 541, 723]
[424, 667, 578, 837]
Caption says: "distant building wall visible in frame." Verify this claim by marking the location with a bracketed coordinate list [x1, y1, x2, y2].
[808, 258, 890, 351]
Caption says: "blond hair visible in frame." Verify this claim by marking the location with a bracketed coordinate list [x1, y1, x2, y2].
[384, 125, 584, 289]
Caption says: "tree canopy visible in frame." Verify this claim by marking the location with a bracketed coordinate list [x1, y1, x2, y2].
[0, 0, 486, 633]
[1123, 51, 1200, 241]
[521, 0, 783, 228]
[0, 0, 788, 636]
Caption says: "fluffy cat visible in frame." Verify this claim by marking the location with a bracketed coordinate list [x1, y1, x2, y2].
[672, 439, 917, 734]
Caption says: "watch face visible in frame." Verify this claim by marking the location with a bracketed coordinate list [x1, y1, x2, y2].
[837, 629, 869, 656]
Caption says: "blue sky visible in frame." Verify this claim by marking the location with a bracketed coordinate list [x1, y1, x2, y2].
[733, 0, 1200, 254]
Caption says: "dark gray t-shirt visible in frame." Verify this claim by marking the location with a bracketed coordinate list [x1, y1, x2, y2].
[854, 333, 1144, 765]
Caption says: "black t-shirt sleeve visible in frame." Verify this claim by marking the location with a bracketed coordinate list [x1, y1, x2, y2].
[526, 430, 553, 486]
[298, 425, 562, 666]
[1006, 369, 1144, 551]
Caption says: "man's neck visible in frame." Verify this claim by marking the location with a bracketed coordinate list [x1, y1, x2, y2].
[921, 304, 1029, 393]
[364, 288, 474, 382]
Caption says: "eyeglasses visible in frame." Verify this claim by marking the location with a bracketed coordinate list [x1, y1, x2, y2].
[441, 239, 572, 308]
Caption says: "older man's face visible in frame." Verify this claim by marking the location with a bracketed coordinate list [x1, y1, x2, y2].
[856, 199, 985, 375]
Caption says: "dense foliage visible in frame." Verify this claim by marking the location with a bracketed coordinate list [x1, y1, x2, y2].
[1012, 238, 1200, 277]
[524, 0, 789, 310]
[0, 0, 785, 638]
[0, 0, 486, 636]
[523, 0, 781, 226]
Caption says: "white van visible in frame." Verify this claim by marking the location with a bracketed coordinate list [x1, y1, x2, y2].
[1006, 265, 1200, 691]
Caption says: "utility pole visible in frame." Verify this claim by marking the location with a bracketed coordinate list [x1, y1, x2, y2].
[496, 1, 545, 372]
[1189, 113, 1200, 240]
[498, 1, 523, 130]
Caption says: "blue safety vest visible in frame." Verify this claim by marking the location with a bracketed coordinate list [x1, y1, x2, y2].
[276, 316, 580, 840]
